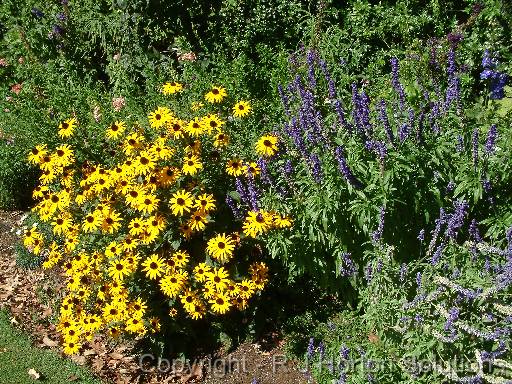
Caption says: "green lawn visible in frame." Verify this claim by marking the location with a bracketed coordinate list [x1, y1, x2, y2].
[0, 310, 103, 384]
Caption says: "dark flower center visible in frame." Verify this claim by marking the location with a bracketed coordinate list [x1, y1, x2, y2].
[177, 198, 185, 205]
[218, 242, 225, 249]
[150, 262, 158, 269]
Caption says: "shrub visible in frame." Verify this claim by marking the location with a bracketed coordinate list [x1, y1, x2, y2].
[21, 79, 292, 355]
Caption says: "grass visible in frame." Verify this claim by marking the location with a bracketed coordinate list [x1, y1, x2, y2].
[0, 309, 103, 384]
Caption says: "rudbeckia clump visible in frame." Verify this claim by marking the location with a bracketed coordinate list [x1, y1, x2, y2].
[24, 80, 291, 355]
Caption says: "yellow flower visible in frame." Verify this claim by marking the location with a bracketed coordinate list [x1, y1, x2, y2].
[255, 134, 278, 157]
[202, 114, 224, 133]
[226, 158, 246, 176]
[188, 210, 208, 232]
[160, 271, 187, 298]
[244, 161, 261, 177]
[194, 193, 216, 212]
[148, 106, 172, 129]
[158, 166, 181, 187]
[204, 86, 227, 103]
[209, 292, 231, 314]
[232, 101, 251, 118]
[206, 267, 230, 291]
[27, 144, 48, 165]
[182, 155, 203, 176]
[167, 118, 187, 139]
[105, 121, 126, 140]
[185, 117, 204, 137]
[169, 190, 194, 216]
[108, 258, 131, 281]
[206, 234, 235, 264]
[82, 211, 102, 232]
[172, 250, 190, 268]
[58, 118, 77, 138]
[191, 101, 204, 111]
[242, 210, 273, 238]
[213, 131, 229, 148]
[162, 81, 184, 95]
[193, 263, 211, 283]
[63, 340, 81, 355]
[141, 254, 166, 280]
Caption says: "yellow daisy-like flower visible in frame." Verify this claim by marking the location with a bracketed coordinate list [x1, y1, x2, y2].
[105, 121, 126, 140]
[255, 134, 278, 157]
[162, 81, 184, 95]
[169, 308, 178, 318]
[245, 161, 261, 177]
[188, 210, 208, 232]
[185, 117, 204, 137]
[172, 250, 190, 268]
[193, 262, 211, 283]
[242, 210, 273, 238]
[169, 189, 194, 216]
[210, 292, 231, 314]
[27, 144, 48, 165]
[148, 106, 172, 129]
[233, 101, 251, 118]
[158, 166, 181, 187]
[182, 155, 203, 176]
[141, 254, 166, 280]
[206, 267, 230, 291]
[63, 340, 81, 355]
[204, 86, 227, 103]
[194, 193, 216, 212]
[202, 114, 224, 134]
[160, 271, 187, 298]
[167, 118, 187, 139]
[226, 158, 246, 176]
[191, 101, 204, 111]
[108, 258, 131, 281]
[206, 233, 235, 264]
[237, 279, 256, 299]
[213, 131, 229, 148]
[58, 118, 77, 139]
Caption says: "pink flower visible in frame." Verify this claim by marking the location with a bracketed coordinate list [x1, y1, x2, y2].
[178, 52, 197, 62]
[10, 83, 23, 95]
[112, 96, 126, 112]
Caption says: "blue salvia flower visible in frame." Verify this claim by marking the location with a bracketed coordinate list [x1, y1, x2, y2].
[339, 344, 350, 360]
[469, 219, 482, 243]
[225, 195, 242, 219]
[256, 158, 274, 188]
[456, 135, 464, 152]
[365, 140, 387, 163]
[334, 99, 351, 133]
[359, 90, 373, 136]
[378, 100, 395, 144]
[307, 50, 317, 88]
[489, 72, 508, 100]
[57, 12, 67, 22]
[484, 124, 498, 155]
[416, 110, 425, 143]
[399, 263, 408, 283]
[277, 84, 289, 116]
[306, 337, 315, 360]
[371, 206, 385, 243]
[334, 146, 363, 189]
[445, 47, 461, 111]
[429, 101, 441, 133]
[365, 263, 374, 282]
[445, 199, 468, 239]
[246, 176, 260, 211]
[339, 253, 356, 277]
[446, 181, 455, 193]
[284, 160, 293, 177]
[398, 123, 408, 142]
[319, 59, 336, 98]
[251, 379, 259, 384]
[309, 154, 323, 183]
[31, 7, 45, 18]
[431, 241, 446, 264]
[418, 229, 425, 242]
[235, 177, 249, 205]
[351, 83, 365, 137]
[390, 57, 406, 110]
[481, 49, 497, 69]
[472, 127, 479, 167]
[318, 341, 325, 360]
[416, 272, 422, 288]
[428, 208, 446, 255]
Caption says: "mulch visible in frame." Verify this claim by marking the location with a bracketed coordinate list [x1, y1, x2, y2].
[0, 210, 312, 384]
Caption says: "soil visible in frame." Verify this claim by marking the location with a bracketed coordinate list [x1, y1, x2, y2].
[0, 210, 312, 384]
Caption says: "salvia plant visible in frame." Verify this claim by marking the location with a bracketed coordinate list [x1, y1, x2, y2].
[304, 200, 512, 383]
[244, 35, 512, 289]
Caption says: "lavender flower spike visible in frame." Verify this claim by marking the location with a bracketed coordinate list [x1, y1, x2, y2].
[334, 146, 363, 189]
[390, 58, 406, 110]
[484, 124, 497, 155]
